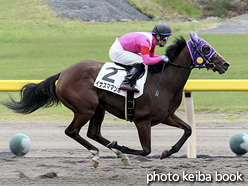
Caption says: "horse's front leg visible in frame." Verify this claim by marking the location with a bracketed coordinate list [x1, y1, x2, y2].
[160, 113, 191, 159]
[108, 120, 152, 156]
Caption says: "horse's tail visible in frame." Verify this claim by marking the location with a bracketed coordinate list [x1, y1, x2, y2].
[2, 73, 61, 114]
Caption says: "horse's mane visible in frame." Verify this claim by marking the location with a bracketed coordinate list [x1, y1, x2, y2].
[148, 36, 186, 73]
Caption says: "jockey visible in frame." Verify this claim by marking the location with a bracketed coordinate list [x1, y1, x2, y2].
[109, 23, 172, 92]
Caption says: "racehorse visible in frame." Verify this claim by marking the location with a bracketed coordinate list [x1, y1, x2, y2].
[2, 32, 229, 167]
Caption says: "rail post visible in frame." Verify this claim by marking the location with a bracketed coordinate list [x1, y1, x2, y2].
[184, 91, 196, 158]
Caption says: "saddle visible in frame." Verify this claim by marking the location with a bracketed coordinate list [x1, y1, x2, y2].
[94, 62, 148, 122]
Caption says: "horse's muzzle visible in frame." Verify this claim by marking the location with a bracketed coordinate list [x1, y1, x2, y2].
[215, 61, 230, 74]
[222, 61, 230, 73]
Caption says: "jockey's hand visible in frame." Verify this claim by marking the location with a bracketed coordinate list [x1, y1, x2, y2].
[161, 55, 169, 62]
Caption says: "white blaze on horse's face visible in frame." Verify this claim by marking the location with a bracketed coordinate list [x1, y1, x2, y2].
[188, 32, 230, 74]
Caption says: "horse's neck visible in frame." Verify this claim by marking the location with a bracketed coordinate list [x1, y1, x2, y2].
[163, 46, 192, 91]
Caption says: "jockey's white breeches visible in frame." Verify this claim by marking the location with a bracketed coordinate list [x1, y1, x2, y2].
[109, 38, 144, 66]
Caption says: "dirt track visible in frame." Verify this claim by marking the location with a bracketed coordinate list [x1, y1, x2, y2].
[1, 112, 248, 185]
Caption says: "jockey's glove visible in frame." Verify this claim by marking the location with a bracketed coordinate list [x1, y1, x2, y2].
[161, 55, 169, 63]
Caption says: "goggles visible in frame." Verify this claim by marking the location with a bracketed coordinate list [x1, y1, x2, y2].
[161, 36, 169, 42]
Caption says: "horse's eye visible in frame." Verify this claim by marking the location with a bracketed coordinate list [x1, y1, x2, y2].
[202, 45, 211, 55]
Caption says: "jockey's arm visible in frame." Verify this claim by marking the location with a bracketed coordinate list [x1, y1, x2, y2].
[141, 46, 162, 65]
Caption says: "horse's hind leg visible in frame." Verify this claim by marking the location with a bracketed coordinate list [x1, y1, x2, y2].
[65, 113, 100, 168]
[107, 120, 152, 157]
[87, 105, 130, 165]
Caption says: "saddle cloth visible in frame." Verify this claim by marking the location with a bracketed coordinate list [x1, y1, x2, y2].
[94, 62, 147, 98]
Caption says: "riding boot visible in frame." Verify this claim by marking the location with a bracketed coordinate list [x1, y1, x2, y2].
[120, 63, 145, 93]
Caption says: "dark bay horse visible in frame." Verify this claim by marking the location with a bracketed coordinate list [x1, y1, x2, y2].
[2, 33, 229, 167]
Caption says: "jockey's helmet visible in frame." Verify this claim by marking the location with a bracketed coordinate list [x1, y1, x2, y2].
[152, 23, 172, 36]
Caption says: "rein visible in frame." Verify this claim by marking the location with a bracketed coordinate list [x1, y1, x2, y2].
[167, 61, 205, 69]
[155, 61, 166, 97]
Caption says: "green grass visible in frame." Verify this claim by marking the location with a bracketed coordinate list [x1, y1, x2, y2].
[0, 19, 219, 80]
[126, 0, 201, 19]
[201, 0, 243, 18]
[127, 0, 244, 19]
[0, 0, 247, 123]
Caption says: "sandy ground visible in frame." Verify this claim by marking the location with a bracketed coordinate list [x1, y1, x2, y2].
[0, 112, 248, 186]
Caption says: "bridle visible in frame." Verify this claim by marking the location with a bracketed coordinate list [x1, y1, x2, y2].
[167, 39, 218, 70]
[155, 37, 218, 97]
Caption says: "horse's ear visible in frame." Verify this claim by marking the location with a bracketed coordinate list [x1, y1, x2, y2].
[190, 32, 198, 43]
[194, 31, 198, 38]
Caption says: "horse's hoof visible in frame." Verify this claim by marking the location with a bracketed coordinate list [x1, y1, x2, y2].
[107, 141, 117, 148]
[90, 150, 100, 168]
[92, 159, 99, 168]
[121, 158, 131, 165]
[120, 153, 131, 165]
[113, 149, 131, 165]
[160, 150, 170, 159]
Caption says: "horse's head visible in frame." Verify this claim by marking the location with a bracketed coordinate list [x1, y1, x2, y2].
[188, 32, 230, 74]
